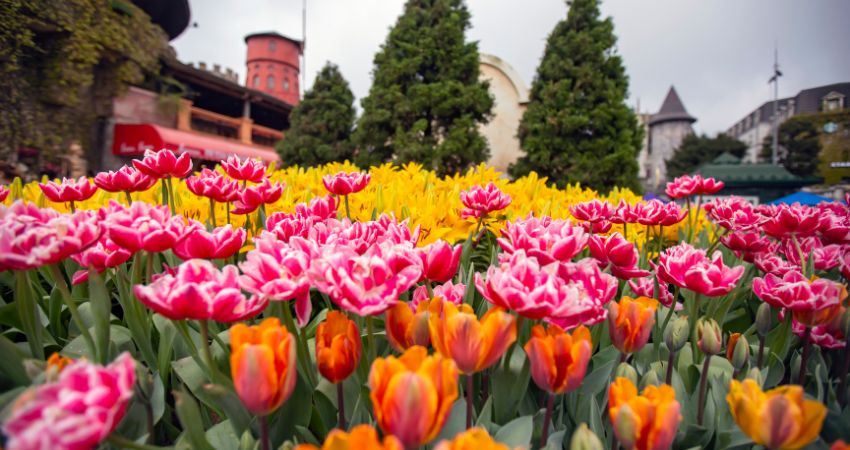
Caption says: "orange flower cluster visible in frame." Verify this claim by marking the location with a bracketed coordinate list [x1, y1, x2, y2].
[294, 425, 403, 450]
[608, 377, 681, 450]
[428, 299, 516, 374]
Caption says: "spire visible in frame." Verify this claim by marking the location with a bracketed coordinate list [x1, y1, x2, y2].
[649, 86, 696, 126]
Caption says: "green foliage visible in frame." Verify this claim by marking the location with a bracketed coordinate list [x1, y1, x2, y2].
[760, 116, 822, 177]
[352, 0, 494, 176]
[666, 134, 748, 178]
[0, 0, 168, 165]
[509, 0, 643, 193]
[276, 63, 356, 167]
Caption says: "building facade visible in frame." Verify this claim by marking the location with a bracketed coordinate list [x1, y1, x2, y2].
[478, 54, 529, 173]
[245, 32, 303, 106]
[637, 86, 696, 191]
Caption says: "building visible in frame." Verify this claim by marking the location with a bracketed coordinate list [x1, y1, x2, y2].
[478, 54, 529, 173]
[726, 82, 850, 162]
[694, 152, 819, 203]
[245, 32, 303, 106]
[637, 86, 697, 191]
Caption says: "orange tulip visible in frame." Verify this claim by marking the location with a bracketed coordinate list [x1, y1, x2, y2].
[428, 298, 516, 374]
[433, 427, 521, 450]
[727, 379, 827, 450]
[524, 324, 592, 395]
[385, 300, 432, 352]
[46, 353, 73, 373]
[316, 311, 362, 383]
[608, 296, 658, 354]
[368, 345, 458, 449]
[608, 377, 681, 450]
[293, 424, 404, 450]
[230, 317, 297, 416]
[831, 440, 850, 450]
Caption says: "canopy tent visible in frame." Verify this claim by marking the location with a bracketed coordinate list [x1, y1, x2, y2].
[767, 191, 834, 206]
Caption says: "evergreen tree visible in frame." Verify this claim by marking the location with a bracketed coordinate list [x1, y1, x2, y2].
[666, 134, 747, 178]
[509, 0, 642, 192]
[759, 117, 822, 177]
[276, 63, 356, 167]
[353, 0, 493, 176]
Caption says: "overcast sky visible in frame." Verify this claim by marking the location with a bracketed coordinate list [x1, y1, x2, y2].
[172, 0, 850, 135]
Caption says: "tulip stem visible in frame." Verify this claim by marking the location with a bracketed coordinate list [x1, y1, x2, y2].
[199, 320, 218, 382]
[69, 200, 76, 213]
[337, 382, 347, 430]
[798, 326, 811, 385]
[48, 264, 96, 361]
[367, 315, 376, 362]
[838, 338, 850, 407]
[540, 393, 555, 448]
[466, 374, 474, 429]
[657, 225, 663, 257]
[260, 415, 271, 450]
[665, 350, 676, 385]
[209, 198, 217, 228]
[697, 354, 711, 426]
[686, 197, 693, 242]
[226, 201, 232, 225]
[344, 194, 351, 220]
[689, 294, 702, 359]
[757, 335, 766, 369]
[124, 190, 133, 205]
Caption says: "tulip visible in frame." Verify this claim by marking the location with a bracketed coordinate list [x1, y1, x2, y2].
[232, 178, 285, 214]
[222, 155, 267, 183]
[570, 424, 604, 450]
[628, 275, 675, 307]
[294, 424, 404, 450]
[570, 199, 613, 224]
[368, 346, 459, 449]
[614, 362, 638, 385]
[634, 199, 667, 226]
[45, 352, 73, 375]
[419, 240, 462, 282]
[316, 311, 362, 384]
[753, 252, 797, 276]
[174, 224, 246, 260]
[230, 318, 297, 420]
[609, 296, 658, 355]
[698, 176, 724, 194]
[665, 174, 700, 199]
[790, 307, 847, 349]
[497, 214, 589, 264]
[38, 176, 98, 205]
[720, 231, 771, 261]
[0, 185, 9, 202]
[134, 259, 267, 322]
[696, 318, 722, 424]
[818, 209, 850, 244]
[663, 316, 688, 384]
[386, 300, 433, 352]
[429, 299, 516, 374]
[580, 219, 613, 235]
[760, 203, 820, 238]
[781, 236, 842, 272]
[434, 427, 520, 450]
[525, 324, 592, 395]
[608, 377, 681, 450]
[239, 233, 313, 325]
[611, 200, 640, 225]
[323, 171, 372, 196]
[105, 200, 195, 253]
[186, 168, 241, 203]
[295, 194, 338, 221]
[132, 149, 192, 178]
[832, 441, 850, 450]
[659, 201, 687, 226]
[411, 280, 466, 308]
[727, 379, 826, 450]
[727, 333, 750, 376]
[657, 243, 745, 297]
[703, 196, 764, 231]
[753, 271, 845, 327]
[70, 238, 132, 285]
[460, 182, 511, 219]
[589, 233, 649, 279]
[94, 165, 157, 194]
[2, 353, 136, 450]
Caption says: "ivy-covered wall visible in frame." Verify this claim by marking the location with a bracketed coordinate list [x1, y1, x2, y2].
[0, 0, 169, 178]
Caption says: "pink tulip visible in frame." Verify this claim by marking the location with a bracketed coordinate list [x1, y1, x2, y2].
[754, 271, 844, 326]
[0, 186, 9, 202]
[418, 240, 462, 283]
[570, 199, 614, 223]
[266, 213, 324, 244]
[94, 165, 157, 193]
[322, 171, 371, 196]
[70, 238, 132, 285]
[697, 176, 724, 195]
[331, 214, 420, 252]
[294, 195, 338, 221]
[134, 259, 267, 322]
[665, 174, 701, 199]
[781, 236, 841, 271]
[186, 168, 240, 203]
[840, 246, 850, 280]
[659, 201, 687, 226]
[752, 251, 797, 276]
[2, 353, 136, 450]
[310, 242, 423, 316]
[628, 275, 676, 308]
[0, 203, 101, 271]
[231, 178, 284, 214]
[132, 149, 192, 179]
[759, 203, 820, 238]
[221, 155, 267, 183]
[589, 233, 650, 279]
[657, 243, 745, 297]
[497, 215, 589, 265]
[174, 224, 246, 260]
[818, 209, 850, 244]
[460, 182, 511, 219]
[238, 233, 313, 325]
[703, 196, 764, 231]
[39, 177, 98, 203]
[787, 309, 846, 349]
[411, 280, 466, 308]
[720, 231, 771, 261]
[105, 201, 194, 253]
[634, 200, 666, 226]
[580, 220, 613, 234]
[611, 200, 640, 225]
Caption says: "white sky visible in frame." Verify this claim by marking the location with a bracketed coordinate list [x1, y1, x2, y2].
[172, 0, 850, 135]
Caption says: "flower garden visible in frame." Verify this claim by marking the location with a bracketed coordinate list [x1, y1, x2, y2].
[0, 149, 849, 450]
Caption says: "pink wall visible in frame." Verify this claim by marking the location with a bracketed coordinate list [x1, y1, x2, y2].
[245, 35, 301, 106]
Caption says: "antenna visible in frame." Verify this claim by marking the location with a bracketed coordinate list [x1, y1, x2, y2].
[768, 42, 783, 165]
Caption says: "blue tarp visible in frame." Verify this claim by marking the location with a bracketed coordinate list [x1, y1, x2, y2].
[768, 191, 834, 205]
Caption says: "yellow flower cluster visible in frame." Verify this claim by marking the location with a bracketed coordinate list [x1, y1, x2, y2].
[5, 162, 707, 246]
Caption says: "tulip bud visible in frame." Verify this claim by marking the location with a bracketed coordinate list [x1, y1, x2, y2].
[746, 367, 764, 385]
[570, 423, 604, 450]
[791, 354, 801, 380]
[664, 316, 689, 352]
[614, 404, 638, 450]
[640, 370, 661, 389]
[614, 363, 638, 386]
[697, 318, 722, 355]
[727, 333, 750, 371]
[756, 303, 772, 337]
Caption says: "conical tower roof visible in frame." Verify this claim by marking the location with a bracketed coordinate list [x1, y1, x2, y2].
[649, 86, 696, 126]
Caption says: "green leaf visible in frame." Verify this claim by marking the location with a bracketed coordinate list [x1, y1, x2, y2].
[0, 334, 30, 385]
[174, 387, 215, 450]
[434, 399, 467, 442]
[579, 346, 619, 396]
[494, 415, 533, 448]
[202, 384, 253, 438]
[15, 270, 44, 359]
[87, 268, 112, 364]
[205, 420, 241, 450]
[269, 372, 313, 444]
[492, 350, 531, 423]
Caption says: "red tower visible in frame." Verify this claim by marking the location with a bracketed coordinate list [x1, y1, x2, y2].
[244, 32, 303, 106]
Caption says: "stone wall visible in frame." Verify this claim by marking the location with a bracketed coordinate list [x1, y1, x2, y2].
[478, 54, 529, 173]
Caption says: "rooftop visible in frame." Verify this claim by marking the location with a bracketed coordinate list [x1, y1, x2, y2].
[649, 86, 696, 126]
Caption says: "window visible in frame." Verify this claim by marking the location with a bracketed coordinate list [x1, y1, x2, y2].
[269, 40, 277, 51]
[822, 92, 845, 111]
[267, 75, 275, 90]
[252, 75, 260, 88]
[283, 78, 290, 92]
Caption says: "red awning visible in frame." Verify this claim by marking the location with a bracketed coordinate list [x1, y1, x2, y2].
[112, 123, 280, 163]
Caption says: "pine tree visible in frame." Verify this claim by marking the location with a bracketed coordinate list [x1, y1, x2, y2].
[353, 0, 493, 176]
[509, 0, 642, 192]
[276, 63, 356, 167]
